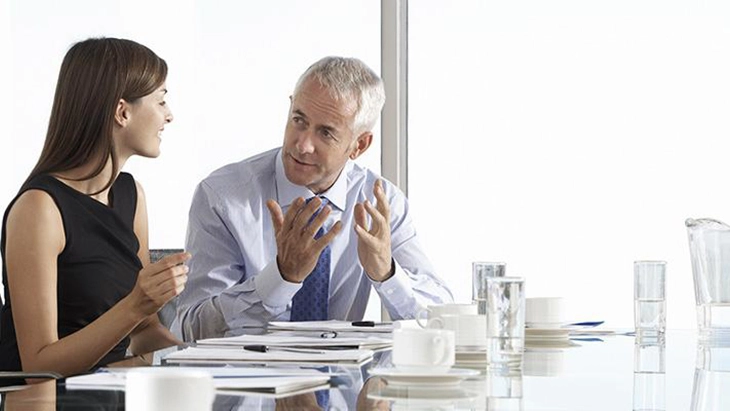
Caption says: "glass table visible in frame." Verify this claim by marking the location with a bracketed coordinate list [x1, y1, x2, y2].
[0, 329, 725, 410]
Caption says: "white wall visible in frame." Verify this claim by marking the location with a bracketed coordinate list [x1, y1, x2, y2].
[0, 1, 381, 317]
[409, 0, 730, 329]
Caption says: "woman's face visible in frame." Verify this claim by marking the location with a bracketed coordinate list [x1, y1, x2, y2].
[117, 83, 173, 159]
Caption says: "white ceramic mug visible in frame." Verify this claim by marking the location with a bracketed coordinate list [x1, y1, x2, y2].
[392, 328, 456, 373]
[525, 297, 567, 327]
[429, 313, 487, 349]
[126, 368, 215, 411]
[416, 303, 478, 328]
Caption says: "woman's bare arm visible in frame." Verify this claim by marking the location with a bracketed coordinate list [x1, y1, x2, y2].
[6, 189, 188, 377]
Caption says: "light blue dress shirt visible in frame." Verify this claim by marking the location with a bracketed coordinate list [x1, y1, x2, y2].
[171, 148, 453, 341]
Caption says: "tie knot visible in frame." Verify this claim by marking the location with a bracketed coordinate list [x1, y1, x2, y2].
[306, 196, 328, 206]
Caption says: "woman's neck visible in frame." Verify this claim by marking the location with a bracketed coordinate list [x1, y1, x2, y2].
[52, 156, 127, 204]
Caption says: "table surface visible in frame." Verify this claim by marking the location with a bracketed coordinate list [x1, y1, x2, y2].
[0, 329, 722, 410]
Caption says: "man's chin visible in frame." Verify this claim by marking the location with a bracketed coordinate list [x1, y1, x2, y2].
[283, 165, 313, 187]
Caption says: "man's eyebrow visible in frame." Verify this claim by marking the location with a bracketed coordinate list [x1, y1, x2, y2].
[319, 124, 337, 134]
[160, 88, 168, 94]
[293, 109, 307, 118]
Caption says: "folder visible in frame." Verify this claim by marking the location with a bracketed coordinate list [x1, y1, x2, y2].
[163, 346, 373, 365]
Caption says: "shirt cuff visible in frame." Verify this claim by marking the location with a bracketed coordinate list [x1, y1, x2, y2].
[253, 260, 302, 308]
[371, 259, 411, 301]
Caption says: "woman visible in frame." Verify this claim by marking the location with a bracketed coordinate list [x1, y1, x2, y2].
[0, 37, 189, 379]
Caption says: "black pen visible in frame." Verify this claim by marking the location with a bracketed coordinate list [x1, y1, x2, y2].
[351, 321, 391, 327]
[242, 344, 327, 354]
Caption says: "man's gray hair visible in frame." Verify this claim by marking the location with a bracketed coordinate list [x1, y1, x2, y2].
[293, 56, 386, 135]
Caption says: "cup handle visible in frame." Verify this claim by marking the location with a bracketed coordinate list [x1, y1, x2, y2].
[430, 317, 444, 329]
[416, 308, 430, 328]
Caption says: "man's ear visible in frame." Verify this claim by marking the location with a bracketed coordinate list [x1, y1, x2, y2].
[114, 99, 130, 127]
[348, 132, 373, 160]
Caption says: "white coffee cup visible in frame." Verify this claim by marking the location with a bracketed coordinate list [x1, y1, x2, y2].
[392, 328, 456, 373]
[525, 297, 567, 327]
[416, 303, 478, 328]
[126, 368, 215, 411]
[429, 314, 487, 349]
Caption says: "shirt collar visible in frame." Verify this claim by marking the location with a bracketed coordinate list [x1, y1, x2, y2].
[275, 148, 350, 211]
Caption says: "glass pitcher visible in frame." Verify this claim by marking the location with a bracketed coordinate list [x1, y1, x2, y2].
[686, 218, 730, 341]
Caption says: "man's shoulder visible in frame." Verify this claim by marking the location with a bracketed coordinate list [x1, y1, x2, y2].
[346, 162, 400, 193]
[200, 148, 278, 192]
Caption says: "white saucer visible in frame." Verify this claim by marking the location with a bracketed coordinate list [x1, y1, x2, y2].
[525, 339, 580, 349]
[369, 367, 479, 387]
[526, 327, 570, 341]
[455, 349, 488, 366]
[368, 386, 478, 404]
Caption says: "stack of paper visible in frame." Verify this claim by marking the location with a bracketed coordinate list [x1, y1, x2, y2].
[268, 320, 394, 334]
[65, 367, 331, 397]
[163, 346, 373, 365]
[196, 333, 392, 351]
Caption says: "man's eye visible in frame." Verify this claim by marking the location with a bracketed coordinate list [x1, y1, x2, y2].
[160, 101, 167, 106]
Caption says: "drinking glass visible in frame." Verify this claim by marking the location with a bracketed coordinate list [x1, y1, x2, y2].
[485, 276, 525, 370]
[472, 262, 506, 315]
[634, 261, 666, 339]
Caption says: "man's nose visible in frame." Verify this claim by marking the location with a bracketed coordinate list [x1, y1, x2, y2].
[295, 130, 315, 154]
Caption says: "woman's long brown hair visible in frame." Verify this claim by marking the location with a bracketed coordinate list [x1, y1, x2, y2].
[25, 38, 167, 194]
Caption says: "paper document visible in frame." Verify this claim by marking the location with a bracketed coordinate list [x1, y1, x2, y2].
[268, 320, 394, 334]
[163, 347, 373, 365]
[65, 366, 332, 396]
[196, 333, 392, 350]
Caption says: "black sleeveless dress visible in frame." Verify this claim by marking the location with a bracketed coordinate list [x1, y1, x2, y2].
[0, 172, 143, 373]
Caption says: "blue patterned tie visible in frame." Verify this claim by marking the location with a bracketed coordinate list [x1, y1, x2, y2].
[290, 198, 331, 321]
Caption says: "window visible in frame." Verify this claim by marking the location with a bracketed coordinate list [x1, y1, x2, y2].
[408, 0, 730, 328]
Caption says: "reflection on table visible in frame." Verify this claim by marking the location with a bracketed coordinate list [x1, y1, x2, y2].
[1, 330, 728, 410]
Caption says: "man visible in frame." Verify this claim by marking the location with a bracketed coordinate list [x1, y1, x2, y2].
[172, 56, 453, 341]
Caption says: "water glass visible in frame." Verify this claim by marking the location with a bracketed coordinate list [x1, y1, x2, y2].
[634, 261, 666, 338]
[485, 277, 525, 370]
[633, 339, 666, 411]
[472, 262, 506, 315]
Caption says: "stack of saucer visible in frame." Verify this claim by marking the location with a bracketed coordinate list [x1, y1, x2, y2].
[525, 297, 572, 347]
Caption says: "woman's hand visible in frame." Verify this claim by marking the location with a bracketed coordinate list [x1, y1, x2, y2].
[127, 252, 191, 317]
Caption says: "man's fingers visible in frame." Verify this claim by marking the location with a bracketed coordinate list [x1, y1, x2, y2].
[354, 203, 369, 231]
[316, 220, 343, 249]
[266, 199, 285, 232]
[363, 200, 390, 237]
[354, 223, 379, 249]
[303, 205, 331, 237]
[291, 196, 322, 232]
[373, 180, 390, 219]
[282, 197, 306, 232]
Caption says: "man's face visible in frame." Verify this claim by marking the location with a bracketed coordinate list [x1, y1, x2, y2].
[282, 78, 364, 194]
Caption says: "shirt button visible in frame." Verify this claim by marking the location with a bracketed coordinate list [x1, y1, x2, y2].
[387, 289, 394, 295]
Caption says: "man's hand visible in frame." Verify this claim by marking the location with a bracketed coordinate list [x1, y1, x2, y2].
[267, 197, 342, 283]
[355, 180, 394, 282]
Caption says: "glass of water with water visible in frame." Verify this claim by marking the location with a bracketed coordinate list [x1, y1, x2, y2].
[485, 276, 525, 370]
[634, 261, 667, 339]
[473, 262, 506, 315]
